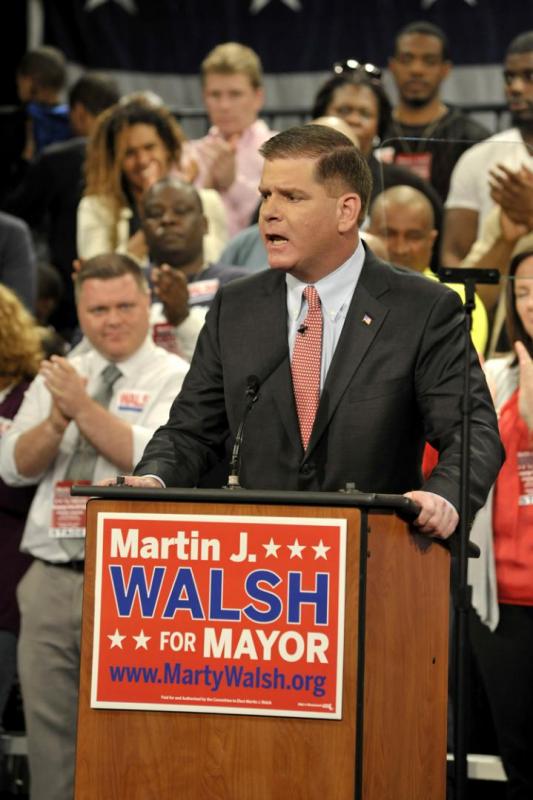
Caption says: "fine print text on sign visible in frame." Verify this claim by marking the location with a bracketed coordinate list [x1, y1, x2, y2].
[91, 513, 347, 719]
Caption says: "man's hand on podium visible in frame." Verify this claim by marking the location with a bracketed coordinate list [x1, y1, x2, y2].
[99, 475, 164, 488]
[403, 490, 458, 540]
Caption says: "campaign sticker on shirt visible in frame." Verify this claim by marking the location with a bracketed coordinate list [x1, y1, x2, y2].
[518, 450, 533, 505]
[395, 151, 432, 182]
[0, 416, 13, 437]
[152, 323, 182, 355]
[188, 278, 220, 306]
[50, 480, 91, 538]
[117, 389, 151, 413]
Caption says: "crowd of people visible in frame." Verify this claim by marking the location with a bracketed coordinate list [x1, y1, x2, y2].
[0, 18, 532, 800]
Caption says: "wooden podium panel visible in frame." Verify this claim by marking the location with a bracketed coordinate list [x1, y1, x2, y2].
[76, 500, 361, 800]
[75, 497, 449, 800]
[362, 515, 450, 800]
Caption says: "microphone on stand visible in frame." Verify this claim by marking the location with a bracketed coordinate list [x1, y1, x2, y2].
[226, 375, 260, 489]
[437, 263, 500, 800]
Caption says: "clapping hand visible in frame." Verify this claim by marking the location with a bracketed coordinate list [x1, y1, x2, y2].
[515, 340, 533, 429]
[151, 264, 189, 325]
[40, 356, 89, 422]
[198, 135, 239, 191]
[489, 164, 533, 228]
[126, 229, 148, 261]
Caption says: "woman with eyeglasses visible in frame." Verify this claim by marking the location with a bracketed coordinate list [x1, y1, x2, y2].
[311, 71, 443, 245]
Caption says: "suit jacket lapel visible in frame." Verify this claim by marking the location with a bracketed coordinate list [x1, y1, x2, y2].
[253, 274, 301, 446]
[307, 251, 391, 453]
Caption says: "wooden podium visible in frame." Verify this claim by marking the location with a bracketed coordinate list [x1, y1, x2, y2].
[73, 488, 450, 800]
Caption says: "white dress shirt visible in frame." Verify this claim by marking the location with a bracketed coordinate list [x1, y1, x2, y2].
[286, 239, 365, 390]
[0, 337, 188, 561]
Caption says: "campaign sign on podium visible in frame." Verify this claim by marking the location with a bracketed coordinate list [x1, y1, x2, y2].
[90, 512, 347, 719]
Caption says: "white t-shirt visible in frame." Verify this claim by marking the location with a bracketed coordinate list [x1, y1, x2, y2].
[445, 128, 533, 235]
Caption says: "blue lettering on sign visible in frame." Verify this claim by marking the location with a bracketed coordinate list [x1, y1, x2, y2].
[243, 570, 282, 623]
[287, 571, 329, 625]
[162, 567, 205, 619]
[208, 568, 240, 621]
[110, 565, 165, 618]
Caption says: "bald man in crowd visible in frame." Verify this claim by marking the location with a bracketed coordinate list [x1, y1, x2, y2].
[368, 185, 488, 353]
[142, 176, 249, 359]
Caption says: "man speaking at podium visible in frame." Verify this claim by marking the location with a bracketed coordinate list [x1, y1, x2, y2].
[123, 125, 503, 540]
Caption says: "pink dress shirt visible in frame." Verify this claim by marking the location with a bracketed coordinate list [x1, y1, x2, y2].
[188, 119, 276, 237]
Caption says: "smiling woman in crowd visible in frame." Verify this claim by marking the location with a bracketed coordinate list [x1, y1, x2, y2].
[77, 97, 228, 266]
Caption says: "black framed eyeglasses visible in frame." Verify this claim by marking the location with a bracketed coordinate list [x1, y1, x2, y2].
[333, 59, 382, 81]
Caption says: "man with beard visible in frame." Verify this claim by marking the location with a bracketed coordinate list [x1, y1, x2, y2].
[383, 21, 489, 202]
[442, 31, 533, 267]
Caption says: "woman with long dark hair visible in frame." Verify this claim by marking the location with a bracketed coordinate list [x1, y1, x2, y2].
[470, 249, 533, 799]
[77, 98, 228, 265]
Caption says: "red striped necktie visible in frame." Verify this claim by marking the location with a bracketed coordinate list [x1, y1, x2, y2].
[291, 285, 323, 449]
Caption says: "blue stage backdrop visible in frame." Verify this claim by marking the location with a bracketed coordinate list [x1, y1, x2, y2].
[28, 0, 533, 135]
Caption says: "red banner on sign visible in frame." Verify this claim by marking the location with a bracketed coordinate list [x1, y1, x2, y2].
[91, 513, 347, 719]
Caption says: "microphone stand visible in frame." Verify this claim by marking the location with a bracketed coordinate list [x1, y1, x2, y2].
[437, 266, 499, 800]
[226, 376, 260, 489]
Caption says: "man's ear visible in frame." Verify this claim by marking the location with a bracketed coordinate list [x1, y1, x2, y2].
[337, 193, 361, 233]
[388, 56, 399, 79]
[440, 60, 452, 82]
[253, 86, 265, 113]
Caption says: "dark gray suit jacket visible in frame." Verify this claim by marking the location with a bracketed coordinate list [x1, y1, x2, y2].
[136, 248, 503, 518]
[0, 211, 36, 311]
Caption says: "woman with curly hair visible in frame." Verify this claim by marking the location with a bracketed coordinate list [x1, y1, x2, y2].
[0, 285, 43, 729]
[77, 98, 228, 265]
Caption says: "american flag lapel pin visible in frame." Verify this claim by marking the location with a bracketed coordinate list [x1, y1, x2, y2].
[362, 313, 373, 326]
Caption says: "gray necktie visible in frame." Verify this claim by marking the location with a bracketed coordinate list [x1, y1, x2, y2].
[60, 363, 122, 559]
[63, 363, 122, 482]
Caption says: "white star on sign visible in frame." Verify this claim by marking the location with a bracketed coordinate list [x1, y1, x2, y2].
[312, 539, 330, 560]
[263, 537, 281, 558]
[250, 0, 302, 13]
[108, 629, 126, 649]
[287, 538, 306, 558]
[85, 0, 138, 13]
[132, 629, 151, 650]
